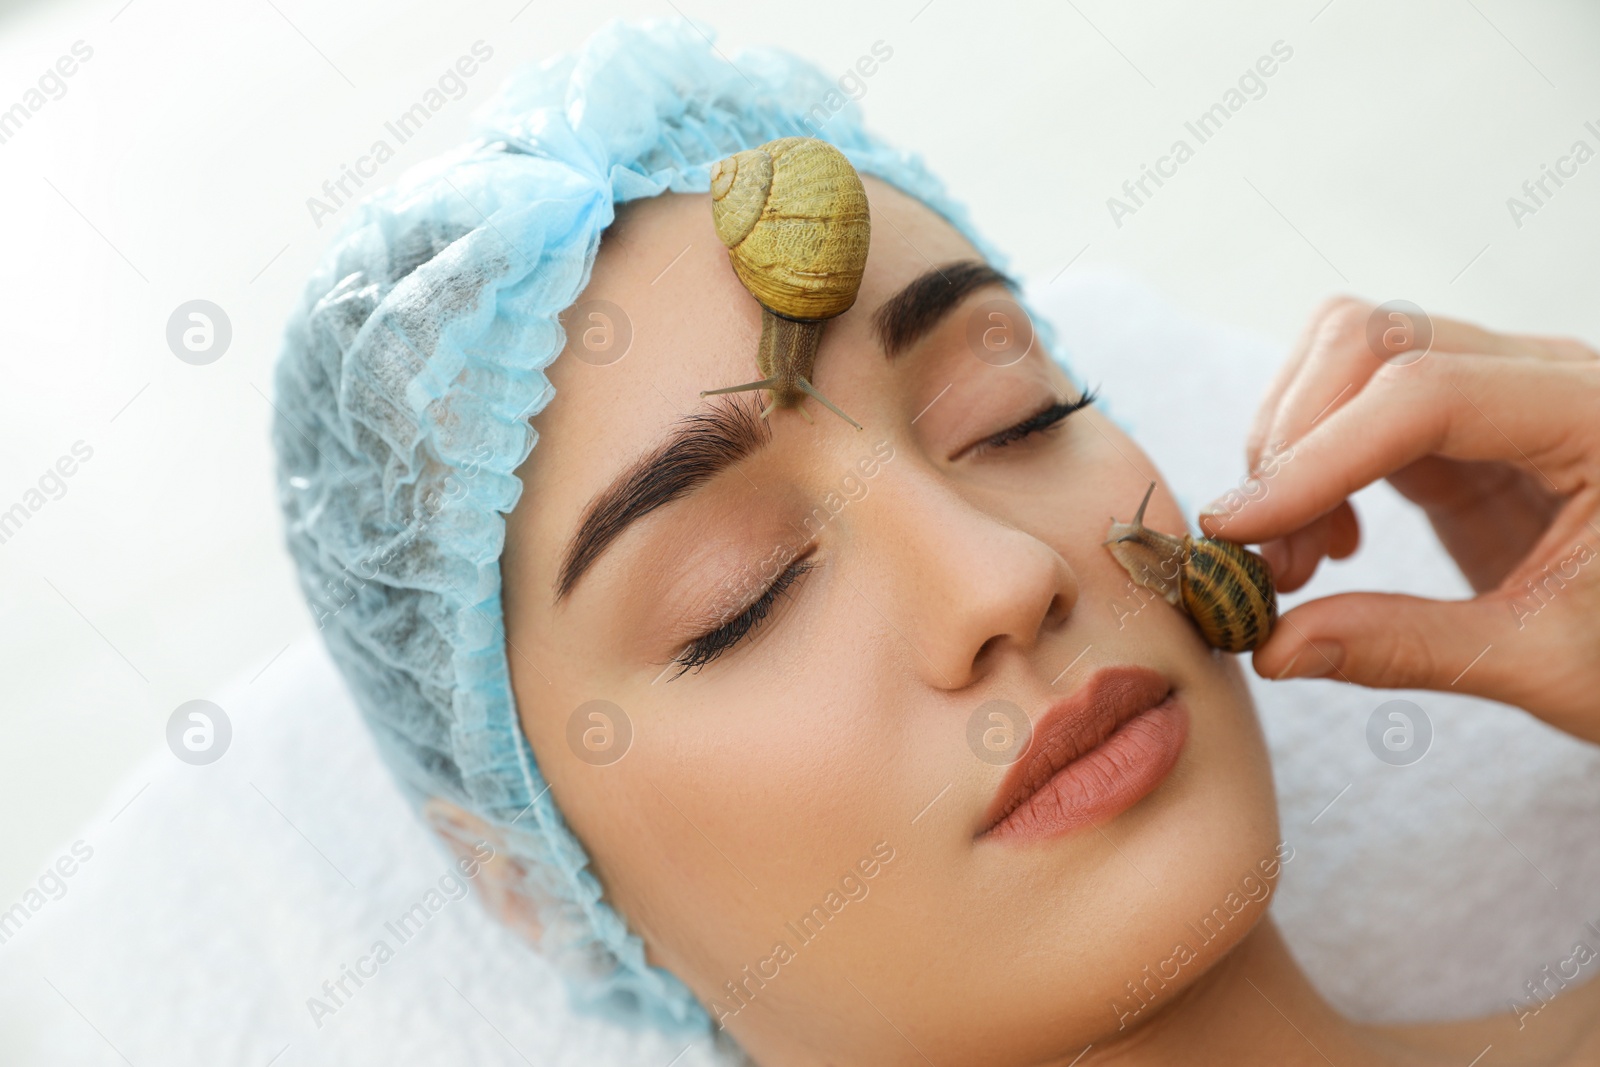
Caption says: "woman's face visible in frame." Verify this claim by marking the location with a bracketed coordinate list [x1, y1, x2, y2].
[503, 179, 1280, 1066]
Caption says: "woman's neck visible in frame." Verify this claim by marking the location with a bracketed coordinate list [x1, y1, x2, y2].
[1079, 918, 1376, 1066]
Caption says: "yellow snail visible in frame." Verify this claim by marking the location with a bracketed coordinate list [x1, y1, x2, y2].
[699, 137, 870, 430]
[1104, 481, 1278, 653]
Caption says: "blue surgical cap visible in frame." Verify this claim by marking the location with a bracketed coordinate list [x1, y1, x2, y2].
[271, 16, 1068, 1036]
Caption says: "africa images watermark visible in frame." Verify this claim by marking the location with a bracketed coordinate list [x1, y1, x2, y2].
[304, 840, 495, 1029]
[0, 440, 95, 548]
[306, 40, 495, 229]
[710, 840, 897, 1027]
[1111, 839, 1296, 1030]
[1199, 438, 1295, 534]
[794, 40, 895, 139]
[0, 40, 94, 148]
[0, 841, 94, 947]
[1508, 537, 1595, 630]
[1505, 119, 1600, 230]
[1510, 915, 1600, 1030]
[1106, 40, 1295, 228]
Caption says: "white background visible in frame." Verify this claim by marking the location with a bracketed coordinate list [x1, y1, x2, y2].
[2, 0, 1597, 905]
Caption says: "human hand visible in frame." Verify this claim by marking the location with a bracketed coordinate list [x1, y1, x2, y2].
[1197, 297, 1600, 744]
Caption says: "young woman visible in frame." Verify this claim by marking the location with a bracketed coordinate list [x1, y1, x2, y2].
[272, 19, 1600, 1066]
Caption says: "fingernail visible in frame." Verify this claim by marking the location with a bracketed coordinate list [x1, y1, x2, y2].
[1282, 640, 1344, 679]
[1272, 648, 1303, 680]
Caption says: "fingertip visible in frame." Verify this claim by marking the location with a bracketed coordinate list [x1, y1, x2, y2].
[1328, 500, 1361, 559]
[1251, 625, 1303, 680]
[1196, 504, 1274, 546]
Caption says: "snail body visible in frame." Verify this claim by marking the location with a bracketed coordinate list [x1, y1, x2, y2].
[700, 137, 870, 429]
[1103, 482, 1278, 653]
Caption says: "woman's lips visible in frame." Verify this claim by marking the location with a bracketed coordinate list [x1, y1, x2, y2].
[979, 666, 1189, 841]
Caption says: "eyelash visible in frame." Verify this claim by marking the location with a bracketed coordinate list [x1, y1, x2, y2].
[670, 385, 1101, 675]
[671, 558, 815, 677]
[971, 385, 1100, 455]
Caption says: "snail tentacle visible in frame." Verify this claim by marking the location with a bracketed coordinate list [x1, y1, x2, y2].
[705, 137, 870, 428]
[1102, 480, 1278, 652]
[796, 377, 863, 431]
[1104, 481, 1186, 607]
[700, 377, 780, 400]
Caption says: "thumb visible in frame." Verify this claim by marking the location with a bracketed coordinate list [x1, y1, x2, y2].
[1257, 591, 1512, 697]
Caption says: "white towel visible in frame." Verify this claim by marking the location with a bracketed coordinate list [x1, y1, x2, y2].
[2, 270, 1595, 1065]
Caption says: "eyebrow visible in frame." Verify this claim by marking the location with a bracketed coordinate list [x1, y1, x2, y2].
[555, 257, 1014, 602]
[556, 393, 771, 601]
[873, 259, 1015, 359]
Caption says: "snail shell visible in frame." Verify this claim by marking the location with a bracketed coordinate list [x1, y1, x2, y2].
[710, 137, 870, 322]
[1104, 482, 1278, 653]
[701, 137, 869, 428]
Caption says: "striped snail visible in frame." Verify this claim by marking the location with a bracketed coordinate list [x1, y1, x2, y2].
[1104, 481, 1278, 653]
[699, 137, 870, 430]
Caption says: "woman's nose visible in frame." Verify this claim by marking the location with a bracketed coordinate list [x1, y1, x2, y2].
[869, 473, 1080, 691]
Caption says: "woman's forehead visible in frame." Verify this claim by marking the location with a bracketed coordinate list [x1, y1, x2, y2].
[516, 178, 982, 566]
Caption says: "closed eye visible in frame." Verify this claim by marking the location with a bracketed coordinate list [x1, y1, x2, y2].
[664, 386, 1099, 677]
[669, 556, 815, 677]
[965, 384, 1100, 459]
